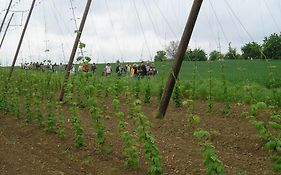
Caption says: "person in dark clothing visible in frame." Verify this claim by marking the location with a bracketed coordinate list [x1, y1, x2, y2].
[137, 65, 142, 77]
[141, 63, 147, 77]
[116, 64, 122, 76]
[91, 63, 97, 74]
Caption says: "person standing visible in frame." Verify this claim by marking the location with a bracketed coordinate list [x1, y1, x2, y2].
[105, 63, 112, 76]
[116, 63, 122, 76]
[141, 62, 147, 77]
[91, 63, 97, 74]
[131, 64, 135, 77]
[83, 63, 89, 73]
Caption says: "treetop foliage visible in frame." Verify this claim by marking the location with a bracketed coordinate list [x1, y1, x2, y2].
[154, 33, 281, 61]
[263, 33, 281, 60]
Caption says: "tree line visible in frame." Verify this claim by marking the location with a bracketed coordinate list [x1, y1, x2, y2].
[154, 33, 281, 61]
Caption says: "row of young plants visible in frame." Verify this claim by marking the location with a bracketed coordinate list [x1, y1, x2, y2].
[0, 70, 66, 140]
[183, 99, 225, 175]
[111, 85, 140, 167]
[90, 61, 281, 111]
[3, 64, 281, 111]
[63, 72, 163, 174]
[0, 66, 280, 174]
[85, 67, 280, 174]
[246, 102, 281, 172]
[0, 69, 163, 174]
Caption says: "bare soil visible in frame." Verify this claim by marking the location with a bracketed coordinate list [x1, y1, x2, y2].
[0, 100, 278, 175]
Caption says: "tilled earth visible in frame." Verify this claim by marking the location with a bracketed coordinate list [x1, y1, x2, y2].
[0, 100, 278, 175]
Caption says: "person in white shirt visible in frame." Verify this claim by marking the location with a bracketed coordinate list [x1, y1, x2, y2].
[105, 63, 112, 76]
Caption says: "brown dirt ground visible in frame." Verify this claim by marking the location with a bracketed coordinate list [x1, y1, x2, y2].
[0, 99, 279, 175]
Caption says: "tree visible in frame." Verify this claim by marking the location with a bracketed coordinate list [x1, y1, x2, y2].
[241, 42, 262, 60]
[184, 48, 207, 61]
[166, 40, 179, 59]
[262, 33, 281, 60]
[209, 50, 224, 61]
[154, 50, 168, 62]
[224, 45, 241, 60]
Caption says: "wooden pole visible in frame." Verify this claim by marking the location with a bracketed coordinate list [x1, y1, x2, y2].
[8, 0, 36, 79]
[0, 13, 14, 49]
[0, 0, 13, 34]
[156, 0, 203, 118]
[59, 0, 92, 101]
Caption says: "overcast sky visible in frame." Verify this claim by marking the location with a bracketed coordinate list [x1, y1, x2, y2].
[0, 0, 280, 65]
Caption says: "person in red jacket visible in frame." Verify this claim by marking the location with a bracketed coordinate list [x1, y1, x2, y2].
[83, 63, 89, 72]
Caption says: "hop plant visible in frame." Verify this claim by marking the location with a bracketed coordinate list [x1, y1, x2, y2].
[157, 83, 164, 103]
[25, 89, 33, 123]
[71, 107, 85, 148]
[88, 97, 108, 153]
[144, 83, 151, 104]
[134, 81, 141, 99]
[207, 70, 213, 112]
[173, 82, 182, 108]
[134, 100, 162, 174]
[194, 130, 225, 175]
[45, 100, 57, 133]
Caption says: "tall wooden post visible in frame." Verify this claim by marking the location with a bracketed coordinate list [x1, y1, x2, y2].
[59, 0, 92, 101]
[8, 0, 36, 79]
[157, 0, 203, 118]
[0, 0, 13, 34]
[0, 13, 14, 49]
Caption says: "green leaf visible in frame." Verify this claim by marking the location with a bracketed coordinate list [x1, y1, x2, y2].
[270, 115, 281, 123]
[254, 121, 266, 131]
[85, 56, 91, 62]
[269, 121, 281, 130]
[194, 130, 210, 139]
[273, 161, 281, 172]
[256, 102, 267, 109]
[265, 140, 277, 150]
[191, 115, 201, 123]
[79, 42, 86, 49]
[76, 56, 83, 62]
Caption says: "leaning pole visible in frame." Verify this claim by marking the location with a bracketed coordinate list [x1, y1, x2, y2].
[8, 0, 36, 79]
[157, 0, 203, 118]
[59, 0, 92, 101]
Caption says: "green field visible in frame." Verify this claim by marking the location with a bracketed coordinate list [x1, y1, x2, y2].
[1, 60, 281, 174]
[2, 60, 281, 106]
[94, 60, 281, 85]
[159, 60, 281, 85]
[92, 60, 281, 106]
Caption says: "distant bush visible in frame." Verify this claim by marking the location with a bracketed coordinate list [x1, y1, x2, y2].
[184, 48, 207, 61]
[263, 33, 281, 60]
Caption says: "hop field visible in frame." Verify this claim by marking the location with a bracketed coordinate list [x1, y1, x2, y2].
[0, 60, 281, 175]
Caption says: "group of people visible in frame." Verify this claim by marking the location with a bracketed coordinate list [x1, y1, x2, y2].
[21, 62, 65, 72]
[125, 62, 158, 77]
[20, 61, 158, 78]
[102, 62, 158, 78]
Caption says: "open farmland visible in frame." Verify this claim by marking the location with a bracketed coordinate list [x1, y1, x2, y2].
[0, 60, 281, 175]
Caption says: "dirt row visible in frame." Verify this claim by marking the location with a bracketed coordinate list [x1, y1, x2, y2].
[0, 100, 278, 175]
